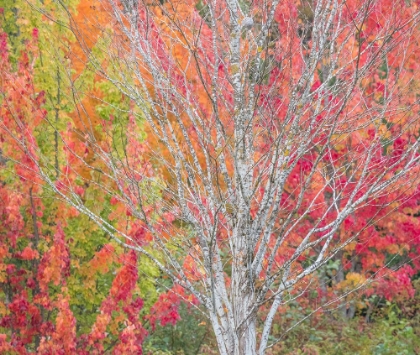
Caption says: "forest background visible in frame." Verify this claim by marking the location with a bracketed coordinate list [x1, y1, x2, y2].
[0, 0, 419, 354]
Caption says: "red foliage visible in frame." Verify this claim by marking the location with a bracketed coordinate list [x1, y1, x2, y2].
[147, 284, 198, 330]
[88, 251, 147, 353]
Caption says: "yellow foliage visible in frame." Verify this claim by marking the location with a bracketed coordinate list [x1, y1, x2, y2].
[336, 272, 366, 291]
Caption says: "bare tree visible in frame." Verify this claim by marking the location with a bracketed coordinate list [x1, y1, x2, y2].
[4, 0, 420, 353]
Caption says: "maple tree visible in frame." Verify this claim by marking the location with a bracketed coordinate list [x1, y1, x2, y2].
[0, 3, 188, 353]
[2, 0, 420, 354]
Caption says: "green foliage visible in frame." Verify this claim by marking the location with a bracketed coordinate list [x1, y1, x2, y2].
[265, 297, 420, 355]
[144, 303, 208, 355]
